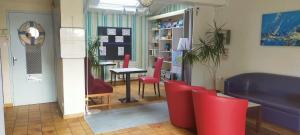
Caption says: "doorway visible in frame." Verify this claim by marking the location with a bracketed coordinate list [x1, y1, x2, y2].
[8, 12, 56, 106]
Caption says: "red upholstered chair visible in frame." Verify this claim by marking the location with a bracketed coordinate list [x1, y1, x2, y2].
[111, 54, 130, 85]
[123, 54, 130, 68]
[85, 58, 113, 108]
[192, 91, 248, 135]
[138, 57, 163, 98]
[164, 80, 216, 129]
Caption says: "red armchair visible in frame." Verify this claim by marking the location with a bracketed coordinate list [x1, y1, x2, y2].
[138, 57, 163, 98]
[85, 58, 113, 108]
[164, 80, 216, 129]
[111, 54, 130, 85]
[192, 91, 248, 135]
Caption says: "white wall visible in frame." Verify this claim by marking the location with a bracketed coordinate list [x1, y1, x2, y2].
[59, 0, 86, 116]
[214, 0, 300, 90]
[62, 59, 85, 115]
[0, 51, 5, 135]
[191, 6, 216, 88]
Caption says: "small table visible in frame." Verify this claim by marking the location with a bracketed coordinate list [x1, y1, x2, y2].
[218, 93, 261, 134]
[98, 62, 116, 80]
[109, 68, 147, 103]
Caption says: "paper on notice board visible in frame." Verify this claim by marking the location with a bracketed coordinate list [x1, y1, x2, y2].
[100, 46, 106, 56]
[118, 47, 124, 56]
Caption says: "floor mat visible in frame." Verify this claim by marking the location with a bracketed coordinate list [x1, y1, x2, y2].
[85, 102, 169, 134]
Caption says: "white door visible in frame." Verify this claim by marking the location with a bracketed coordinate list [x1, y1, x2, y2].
[0, 51, 5, 135]
[8, 12, 56, 106]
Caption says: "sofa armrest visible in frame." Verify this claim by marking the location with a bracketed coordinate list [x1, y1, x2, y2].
[224, 79, 251, 94]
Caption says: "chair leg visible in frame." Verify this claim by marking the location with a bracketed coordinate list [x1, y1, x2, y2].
[157, 83, 161, 97]
[110, 72, 113, 84]
[153, 83, 157, 95]
[138, 79, 141, 95]
[123, 74, 125, 84]
[108, 95, 111, 109]
[142, 83, 145, 98]
[114, 74, 117, 86]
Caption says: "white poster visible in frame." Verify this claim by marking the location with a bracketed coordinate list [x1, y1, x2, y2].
[122, 29, 130, 36]
[100, 46, 106, 56]
[107, 28, 116, 35]
[115, 36, 124, 43]
[118, 47, 124, 56]
[100, 36, 108, 42]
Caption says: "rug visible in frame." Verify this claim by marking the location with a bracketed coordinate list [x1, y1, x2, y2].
[85, 102, 169, 134]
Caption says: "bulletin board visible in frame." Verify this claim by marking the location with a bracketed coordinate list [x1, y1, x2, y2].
[97, 27, 132, 60]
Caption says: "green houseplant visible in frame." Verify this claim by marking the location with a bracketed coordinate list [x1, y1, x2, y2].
[184, 21, 226, 89]
[87, 37, 101, 74]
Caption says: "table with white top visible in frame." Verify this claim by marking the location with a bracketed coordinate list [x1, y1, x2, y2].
[110, 68, 147, 103]
[98, 62, 116, 80]
[218, 93, 261, 134]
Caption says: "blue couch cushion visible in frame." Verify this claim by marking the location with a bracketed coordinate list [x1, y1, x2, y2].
[228, 91, 300, 115]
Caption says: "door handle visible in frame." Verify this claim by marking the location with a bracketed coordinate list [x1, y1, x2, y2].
[12, 57, 17, 66]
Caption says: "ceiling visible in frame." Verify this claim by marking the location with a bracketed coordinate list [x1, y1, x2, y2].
[86, 0, 226, 15]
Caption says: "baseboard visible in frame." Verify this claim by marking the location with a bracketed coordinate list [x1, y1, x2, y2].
[4, 103, 13, 108]
[63, 112, 84, 119]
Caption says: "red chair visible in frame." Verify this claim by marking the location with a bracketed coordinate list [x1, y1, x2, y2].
[164, 80, 216, 129]
[192, 91, 248, 135]
[111, 54, 130, 85]
[138, 57, 163, 98]
[85, 58, 113, 108]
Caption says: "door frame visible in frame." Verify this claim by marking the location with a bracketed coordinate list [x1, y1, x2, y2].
[6, 11, 57, 105]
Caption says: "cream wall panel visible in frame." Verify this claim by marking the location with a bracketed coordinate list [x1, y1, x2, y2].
[60, 0, 84, 27]
[191, 6, 216, 88]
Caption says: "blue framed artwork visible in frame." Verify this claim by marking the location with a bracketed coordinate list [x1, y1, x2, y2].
[261, 10, 300, 46]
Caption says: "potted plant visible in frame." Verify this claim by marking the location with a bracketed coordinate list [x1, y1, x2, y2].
[184, 21, 226, 89]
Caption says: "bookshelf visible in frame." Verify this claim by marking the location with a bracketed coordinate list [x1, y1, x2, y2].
[148, 11, 184, 81]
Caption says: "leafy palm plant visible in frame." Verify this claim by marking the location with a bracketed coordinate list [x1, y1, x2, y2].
[184, 21, 226, 89]
[87, 37, 101, 74]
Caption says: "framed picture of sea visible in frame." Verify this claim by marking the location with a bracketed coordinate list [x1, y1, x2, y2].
[261, 10, 300, 46]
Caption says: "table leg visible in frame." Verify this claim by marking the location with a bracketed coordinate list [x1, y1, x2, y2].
[125, 73, 130, 102]
[118, 73, 138, 103]
[256, 106, 261, 134]
[100, 65, 105, 80]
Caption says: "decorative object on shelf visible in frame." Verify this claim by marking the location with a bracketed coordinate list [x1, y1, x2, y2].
[177, 38, 190, 50]
[183, 21, 226, 89]
[164, 43, 171, 51]
[18, 21, 45, 46]
[220, 30, 231, 45]
[178, 19, 184, 27]
[138, 0, 153, 7]
[261, 10, 300, 46]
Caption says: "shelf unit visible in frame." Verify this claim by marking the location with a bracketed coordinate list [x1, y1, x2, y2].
[147, 11, 184, 81]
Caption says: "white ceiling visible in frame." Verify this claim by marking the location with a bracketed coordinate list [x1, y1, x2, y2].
[86, 0, 226, 14]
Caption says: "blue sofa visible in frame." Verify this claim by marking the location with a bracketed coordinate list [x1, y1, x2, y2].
[224, 73, 300, 132]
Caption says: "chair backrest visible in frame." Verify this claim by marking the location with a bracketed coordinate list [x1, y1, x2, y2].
[190, 86, 217, 95]
[153, 57, 163, 79]
[84, 58, 95, 92]
[122, 54, 130, 68]
[164, 80, 196, 128]
[192, 92, 248, 135]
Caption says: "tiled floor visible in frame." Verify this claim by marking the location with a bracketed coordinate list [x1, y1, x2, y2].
[5, 102, 93, 135]
[4, 80, 300, 135]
